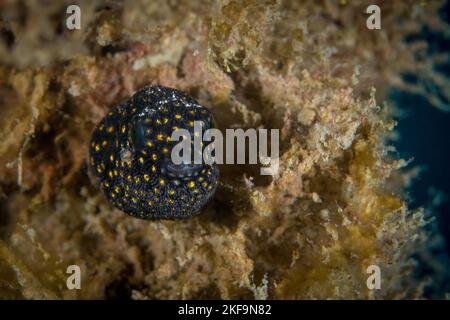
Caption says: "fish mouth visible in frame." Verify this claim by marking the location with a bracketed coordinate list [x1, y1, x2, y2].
[164, 159, 205, 179]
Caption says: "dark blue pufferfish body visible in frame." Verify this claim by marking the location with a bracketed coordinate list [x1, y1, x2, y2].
[89, 85, 219, 220]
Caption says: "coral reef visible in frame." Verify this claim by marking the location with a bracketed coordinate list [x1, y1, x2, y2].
[0, 0, 448, 299]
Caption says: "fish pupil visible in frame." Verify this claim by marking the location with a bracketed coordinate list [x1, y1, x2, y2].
[129, 118, 148, 151]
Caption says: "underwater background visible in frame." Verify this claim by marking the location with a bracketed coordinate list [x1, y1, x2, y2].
[392, 0, 450, 296]
[0, 0, 450, 299]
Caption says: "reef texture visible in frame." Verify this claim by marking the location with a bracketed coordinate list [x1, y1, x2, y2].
[0, 0, 448, 299]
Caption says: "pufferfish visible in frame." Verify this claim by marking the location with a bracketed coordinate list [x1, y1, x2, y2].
[89, 85, 219, 220]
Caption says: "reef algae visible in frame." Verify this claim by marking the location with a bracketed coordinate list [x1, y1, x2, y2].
[0, 0, 448, 299]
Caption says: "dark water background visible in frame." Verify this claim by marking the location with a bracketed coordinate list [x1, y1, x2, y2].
[390, 0, 450, 296]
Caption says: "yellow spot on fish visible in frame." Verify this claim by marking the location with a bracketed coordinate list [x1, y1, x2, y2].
[144, 174, 150, 181]
[188, 181, 195, 188]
